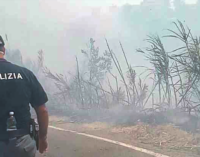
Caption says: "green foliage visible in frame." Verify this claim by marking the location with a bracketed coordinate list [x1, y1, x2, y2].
[137, 20, 200, 114]
[81, 38, 112, 83]
[43, 38, 149, 110]
[137, 34, 172, 105]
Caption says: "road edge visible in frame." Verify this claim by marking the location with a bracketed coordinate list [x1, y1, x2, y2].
[49, 125, 170, 157]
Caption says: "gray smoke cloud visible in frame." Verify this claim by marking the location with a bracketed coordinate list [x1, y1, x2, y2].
[0, 0, 197, 74]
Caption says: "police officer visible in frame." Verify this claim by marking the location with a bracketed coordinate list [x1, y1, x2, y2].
[0, 35, 49, 157]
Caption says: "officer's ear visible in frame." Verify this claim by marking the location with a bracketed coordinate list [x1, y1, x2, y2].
[0, 46, 5, 54]
[2, 47, 5, 55]
[3, 47, 5, 54]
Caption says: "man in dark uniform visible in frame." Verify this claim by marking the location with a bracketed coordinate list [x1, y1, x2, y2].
[0, 35, 49, 157]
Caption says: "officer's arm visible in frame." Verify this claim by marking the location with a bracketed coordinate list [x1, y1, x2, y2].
[29, 71, 49, 140]
[34, 104, 49, 140]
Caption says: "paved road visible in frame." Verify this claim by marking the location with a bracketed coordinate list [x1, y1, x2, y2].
[36, 128, 153, 157]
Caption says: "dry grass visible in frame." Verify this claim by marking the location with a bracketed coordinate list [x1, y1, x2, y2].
[50, 115, 200, 151]
[112, 122, 200, 149]
[82, 122, 110, 130]
[49, 116, 69, 124]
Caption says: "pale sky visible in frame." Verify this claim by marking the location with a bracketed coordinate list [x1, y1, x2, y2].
[185, 0, 198, 4]
[66, 0, 143, 6]
[60, 0, 197, 6]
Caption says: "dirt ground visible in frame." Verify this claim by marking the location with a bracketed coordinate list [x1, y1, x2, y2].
[49, 116, 200, 157]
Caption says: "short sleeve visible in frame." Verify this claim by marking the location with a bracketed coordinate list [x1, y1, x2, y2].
[29, 71, 48, 108]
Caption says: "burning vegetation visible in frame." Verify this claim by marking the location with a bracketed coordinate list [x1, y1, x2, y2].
[43, 21, 200, 120]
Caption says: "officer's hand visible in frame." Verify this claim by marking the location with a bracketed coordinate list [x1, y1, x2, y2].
[39, 137, 48, 154]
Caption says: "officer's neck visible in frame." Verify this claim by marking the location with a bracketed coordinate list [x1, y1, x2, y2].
[0, 54, 4, 59]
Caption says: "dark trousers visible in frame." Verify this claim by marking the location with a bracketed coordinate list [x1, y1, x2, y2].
[0, 135, 36, 157]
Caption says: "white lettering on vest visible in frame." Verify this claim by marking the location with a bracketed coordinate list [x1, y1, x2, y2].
[8, 73, 13, 79]
[17, 73, 23, 79]
[13, 73, 16, 79]
[0, 73, 6, 80]
[0, 73, 23, 80]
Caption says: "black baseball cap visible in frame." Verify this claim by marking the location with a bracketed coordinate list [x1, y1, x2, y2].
[0, 36, 5, 47]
